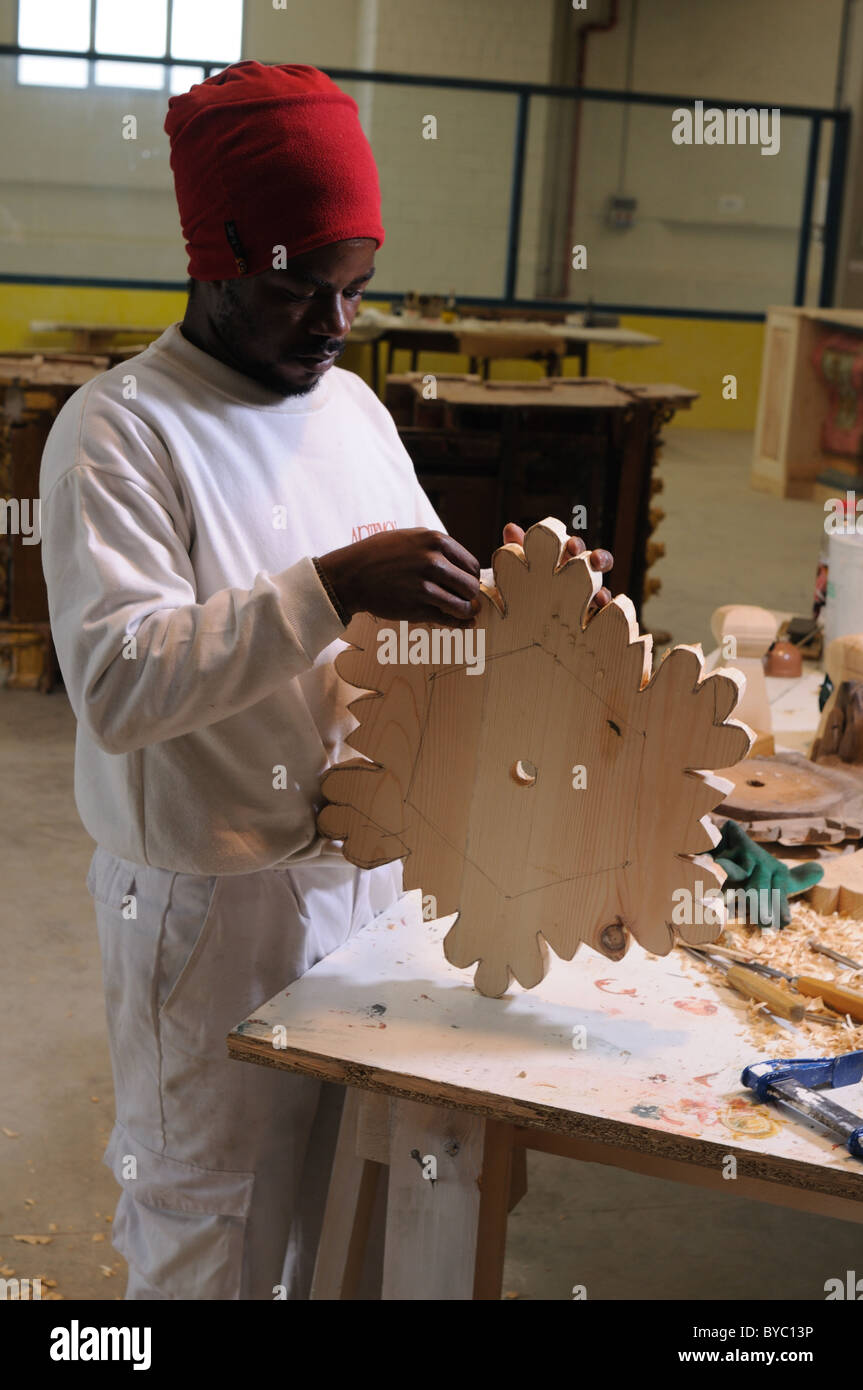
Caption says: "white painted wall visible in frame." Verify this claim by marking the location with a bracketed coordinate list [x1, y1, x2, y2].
[564, 0, 847, 309]
[0, 0, 853, 310]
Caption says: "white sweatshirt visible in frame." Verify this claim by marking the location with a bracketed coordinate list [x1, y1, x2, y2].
[40, 324, 443, 874]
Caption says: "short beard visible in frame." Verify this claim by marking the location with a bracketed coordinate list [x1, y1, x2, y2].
[214, 282, 332, 397]
[276, 373, 323, 399]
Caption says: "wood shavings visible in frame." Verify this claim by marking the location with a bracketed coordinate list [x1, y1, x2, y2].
[12, 1234, 52, 1245]
[2, 1127, 19, 1138]
[678, 901, 863, 1058]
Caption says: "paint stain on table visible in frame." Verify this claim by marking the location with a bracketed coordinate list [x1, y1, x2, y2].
[673, 997, 718, 1016]
[720, 1098, 782, 1139]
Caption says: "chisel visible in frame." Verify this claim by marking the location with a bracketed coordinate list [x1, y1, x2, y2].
[807, 939, 863, 972]
[680, 946, 806, 1022]
[736, 958, 863, 1022]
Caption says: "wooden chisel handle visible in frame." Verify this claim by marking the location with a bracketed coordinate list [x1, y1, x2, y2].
[794, 977, 863, 1023]
[725, 965, 806, 1022]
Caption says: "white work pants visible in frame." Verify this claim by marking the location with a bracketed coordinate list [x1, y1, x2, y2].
[87, 845, 402, 1300]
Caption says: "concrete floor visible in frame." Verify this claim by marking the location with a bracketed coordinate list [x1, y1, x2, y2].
[2, 427, 860, 1301]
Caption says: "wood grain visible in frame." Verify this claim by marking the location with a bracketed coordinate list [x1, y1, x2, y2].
[812, 635, 863, 765]
[319, 517, 752, 995]
[382, 1098, 484, 1300]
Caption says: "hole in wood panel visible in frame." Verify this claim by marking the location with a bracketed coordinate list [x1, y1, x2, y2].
[511, 759, 537, 786]
[746, 778, 766, 787]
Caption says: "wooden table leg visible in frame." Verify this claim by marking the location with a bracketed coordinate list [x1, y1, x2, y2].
[473, 1120, 514, 1299]
[382, 1097, 486, 1300]
[311, 1088, 385, 1300]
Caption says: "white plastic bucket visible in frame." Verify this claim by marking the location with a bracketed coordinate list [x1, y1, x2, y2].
[824, 531, 863, 649]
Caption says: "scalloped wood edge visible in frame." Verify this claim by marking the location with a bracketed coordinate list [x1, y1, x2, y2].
[319, 518, 753, 995]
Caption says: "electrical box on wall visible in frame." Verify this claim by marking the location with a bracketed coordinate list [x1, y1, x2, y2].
[606, 195, 637, 230]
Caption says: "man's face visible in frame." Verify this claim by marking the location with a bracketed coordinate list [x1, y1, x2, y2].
[202, 237, 376, 397]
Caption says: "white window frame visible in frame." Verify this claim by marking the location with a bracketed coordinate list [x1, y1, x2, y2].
[14, 0, 243, 91]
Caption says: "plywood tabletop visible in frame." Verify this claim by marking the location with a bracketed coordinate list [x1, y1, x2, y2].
[228, 890, 863, 1205]
[29, 320, 164, 335]
[350, 310, 661, 348]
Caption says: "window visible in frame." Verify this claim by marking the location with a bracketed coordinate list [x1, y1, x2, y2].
[16, 0, 243, 92]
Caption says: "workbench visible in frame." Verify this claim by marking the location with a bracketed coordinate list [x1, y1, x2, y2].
[228, 889, 863, 1301]
[29, 321, 164, 355]
[0, 353, 108, 690]
[350, 310, 661, 395]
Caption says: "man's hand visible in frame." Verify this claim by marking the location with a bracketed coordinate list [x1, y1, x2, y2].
[318, 529, 481, 624]
[502, 522, 613, 618]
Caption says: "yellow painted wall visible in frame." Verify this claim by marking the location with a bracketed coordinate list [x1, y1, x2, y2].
[0, 283, 763, 430]
[587, 316, 765, 431]
[0, 283, 187, 353]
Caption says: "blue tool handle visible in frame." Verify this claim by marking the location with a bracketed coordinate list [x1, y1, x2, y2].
[742, 1050, 863, 1099]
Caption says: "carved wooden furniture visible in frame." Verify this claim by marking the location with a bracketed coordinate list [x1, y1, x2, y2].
[386, 373, 696, 623]
[752, 306, 863, 500]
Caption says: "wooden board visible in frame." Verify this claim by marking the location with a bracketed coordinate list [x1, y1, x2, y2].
[716, 752, 863, 845]
[319, 518, 751, 996]
[805, 849, 863, 918]
[352, 308, 662, 348]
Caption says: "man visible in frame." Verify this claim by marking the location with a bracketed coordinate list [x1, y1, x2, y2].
[40, 62, 612, 1300]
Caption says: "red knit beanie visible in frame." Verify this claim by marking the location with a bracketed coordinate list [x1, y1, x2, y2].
[165, 61, 385, 280]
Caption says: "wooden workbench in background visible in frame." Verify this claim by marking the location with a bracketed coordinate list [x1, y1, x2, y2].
[30, 321, 164, 356]
[0, 354, 107, 690]
[350, 308, 661, 394]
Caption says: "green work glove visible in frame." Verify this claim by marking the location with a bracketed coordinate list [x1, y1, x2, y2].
[712, 819, 824, 928]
